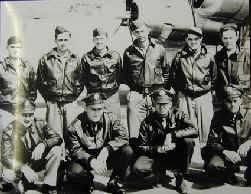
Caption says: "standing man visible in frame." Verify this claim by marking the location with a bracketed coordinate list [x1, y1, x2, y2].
[79, 28, 122, 120]
[1, 100, 62, 194]
[37, 26, 83, 140]
[67, 93, 133, 194]
[123, 20, 171, 138]
[171, 27, 217, 146]
[0, 36, 36, 190]
[202, 86, 251, 185]
[131, 89, 198, 194]
[215, 23, 250, 107]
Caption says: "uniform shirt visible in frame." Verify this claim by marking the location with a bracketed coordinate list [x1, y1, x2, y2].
[205, 108, 251, 156]
[67, 112, 129, 168]
[135, 110, 198, 155]
[123, 41, 170, 93]
[171, 45, 217, 94]
[1, 119, 62, 171]
[0, 57, 37, 110]
[37, 48, 82, 103]
[215, 47, 250, 99]
[79, 47, 122, 99]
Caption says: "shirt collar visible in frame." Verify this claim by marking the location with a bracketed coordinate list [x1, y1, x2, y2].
[47, 47, 77, 59]
[4, 57, 25, 71]
[91, 46, 112, 58]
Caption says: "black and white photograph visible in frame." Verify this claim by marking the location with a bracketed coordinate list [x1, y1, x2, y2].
[0, 0, 250, 193]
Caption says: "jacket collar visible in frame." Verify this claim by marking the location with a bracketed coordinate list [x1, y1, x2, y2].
[79, 112, 104, 131]
[220, 46, 240, 60]
[3, 57, 26, 71]
[47, 47, 77, 60]
[88, 46, 113, 58]
[180, 44, 207, 57]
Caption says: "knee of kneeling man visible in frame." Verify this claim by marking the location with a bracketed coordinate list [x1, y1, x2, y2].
[69, 163, 88, 177]
[120, 145, 134, 157]
[2, 168, 17, 182]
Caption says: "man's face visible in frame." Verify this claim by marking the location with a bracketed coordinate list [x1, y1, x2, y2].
[55, 32, 71, 52]
[86, 103, 104, 122]
[185, 34, 202, 50]
[132, 26, 148, 42]
[224, 97, 242, 113]
[221, 30, 238, 50]
[155, 101, 173, 117]
[7, 43, 22, 58]
[19, 112, 35, 128]
[93, 35, 108, 50]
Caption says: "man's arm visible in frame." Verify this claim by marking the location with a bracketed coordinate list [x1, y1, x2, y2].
[67, 119, 94, 169]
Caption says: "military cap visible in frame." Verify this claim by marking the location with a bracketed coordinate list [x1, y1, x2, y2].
[21, 100, 36, 114]
[186, 26, 203, 37]
[151, 88, 175, 103]
[83, 93, 105, 106]
[223, 86, 243, 99]
[93, 27, 108, 37]
[7, 36, 22, 46]
[55, 26, 71, 37]
[220, 23, 238, 33]
[129, 20, 146, 32]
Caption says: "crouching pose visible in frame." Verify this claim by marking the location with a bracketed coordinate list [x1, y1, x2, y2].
[67, 93, 133, 194]
[1, 101, 63, 194]
[202, 86, 251, 185]
[131, 89, 198, 194]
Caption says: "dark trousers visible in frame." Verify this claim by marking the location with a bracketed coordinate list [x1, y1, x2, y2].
[67, 145, 133, 190]
[132, 139, 194, 179]
[203, 148, 251, 181]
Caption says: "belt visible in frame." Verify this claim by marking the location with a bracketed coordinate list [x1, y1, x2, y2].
[182, 90, 210, 98]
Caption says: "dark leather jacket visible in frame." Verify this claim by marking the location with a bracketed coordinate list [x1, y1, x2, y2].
[37, 48, 82, 103]
[79, 47, 122, 99]
[135, 110, 198, 155]
[1, 119, 62, 171]
[0, 57, 37, 111]
[202, 108, 251, 161]
[171, 45, 217, 95]
[123, 41, 170, 93]
[215, 47, 250, 99]
[67, 112, 129, 168]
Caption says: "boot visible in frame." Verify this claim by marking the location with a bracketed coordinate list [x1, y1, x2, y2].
[107, 176, 126, 194]
[175, 172, 189, 194]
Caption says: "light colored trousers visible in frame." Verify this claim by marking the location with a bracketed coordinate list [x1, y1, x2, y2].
[104, 91, 121, 121]
[177, 91, 214, 146]
[0, 109, 15, 176]
[2, 146, 61, 192]
[127, 91, 152, 138]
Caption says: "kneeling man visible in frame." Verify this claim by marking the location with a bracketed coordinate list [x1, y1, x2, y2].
[1, 101, 63, 194]
[202, 86, 251, 185]
[132, 89, 198, 194]
[67, 93, 133, 194]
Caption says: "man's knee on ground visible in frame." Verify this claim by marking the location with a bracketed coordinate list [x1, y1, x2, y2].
[119, 145, 134, 158]
[68, 163, 91, 181]
[2, 168, 17, 183]
[132, 156, 154, 177]
[206, 156, 226, 176]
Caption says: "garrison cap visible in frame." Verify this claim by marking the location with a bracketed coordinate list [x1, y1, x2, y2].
[129, 20, 146, 32]
[21, 100, 36, 114]
[55, 26, 71, 37]
[7, 36, 22, 46]
[186, 27, 203, 37]
[151, 88, 175, 103]
[83, 93, 105, 106]
[220, 23, 238, 33]
[93, 27, 108, 37]
[223, 86, 243, 100]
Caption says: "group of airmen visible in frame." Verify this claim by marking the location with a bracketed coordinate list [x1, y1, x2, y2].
[0, 19, 250, 194]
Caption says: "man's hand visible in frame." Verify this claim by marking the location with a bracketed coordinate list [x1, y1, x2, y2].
[157, 144, 176, 153]
[223, 150, 241, 164]
[21, 165, 38, 183]
[97, 147, 109, 163]
[238, 141, 251, 158]
[31, 143, 45, 161]
[90, 158, 107, 174]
